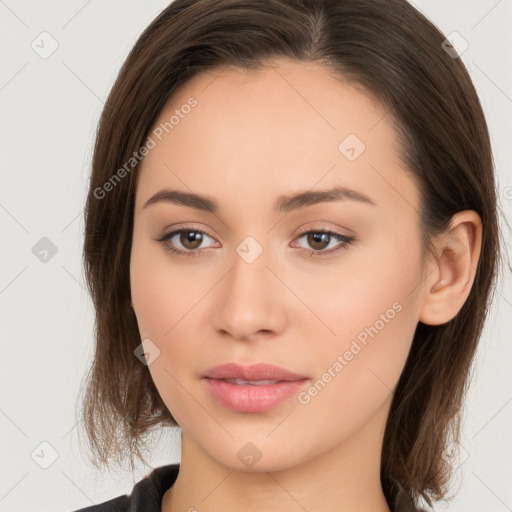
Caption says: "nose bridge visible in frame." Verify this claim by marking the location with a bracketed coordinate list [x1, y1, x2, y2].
[229, 233, 273, 310]
[213, 233, 285, 340]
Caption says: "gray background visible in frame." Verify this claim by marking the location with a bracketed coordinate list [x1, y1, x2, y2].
[1, 1, 511, 511]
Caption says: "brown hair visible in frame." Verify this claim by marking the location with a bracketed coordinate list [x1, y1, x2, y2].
[77, 0, 507, 509]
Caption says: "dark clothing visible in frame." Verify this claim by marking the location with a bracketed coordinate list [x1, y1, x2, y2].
[70, 464, 179, 512]
[69, 463, 429, 512]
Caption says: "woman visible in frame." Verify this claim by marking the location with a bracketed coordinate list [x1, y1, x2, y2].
[72, 1, 503, 511]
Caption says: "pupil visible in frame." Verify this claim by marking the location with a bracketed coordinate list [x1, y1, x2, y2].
[310, 232, 328, 249]
[183, 231, 202, 248]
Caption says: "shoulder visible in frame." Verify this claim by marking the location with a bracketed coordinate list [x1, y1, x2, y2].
[68, 463, 180, 512]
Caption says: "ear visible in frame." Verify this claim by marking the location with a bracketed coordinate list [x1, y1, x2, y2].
[419, 210, 482, 326]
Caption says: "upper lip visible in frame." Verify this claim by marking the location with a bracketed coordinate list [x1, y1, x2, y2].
[203, 363, 308, 381]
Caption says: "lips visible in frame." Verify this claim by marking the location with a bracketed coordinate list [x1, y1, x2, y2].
[203, 362, 308, 382]
[202, 363, 310, 412]
[223, 378, 279, 385]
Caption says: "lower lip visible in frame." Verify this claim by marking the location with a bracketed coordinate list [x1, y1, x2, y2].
[203, 378, 310, 413]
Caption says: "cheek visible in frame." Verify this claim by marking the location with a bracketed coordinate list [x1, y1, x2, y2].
[304, 233, 422, 395]
[295, 283, 419, 445]
[130, 233, 199, 338]
[130, 236, 209, 386]
[130, 238, 204, 425]
[130, 251, 168, 338]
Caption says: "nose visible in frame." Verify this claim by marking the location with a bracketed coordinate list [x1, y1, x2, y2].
[212, 240, 287, 342]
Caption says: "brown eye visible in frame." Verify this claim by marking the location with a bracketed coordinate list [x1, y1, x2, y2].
[293, 229, 356, 257]
[156, 228, 216, 256]
[306, 232, 331, 251]
[179, 230, 204, 250]
[156, 226, 356, 258]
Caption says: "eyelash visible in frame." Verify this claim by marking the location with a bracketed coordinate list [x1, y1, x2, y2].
[156, 225, 356, 258]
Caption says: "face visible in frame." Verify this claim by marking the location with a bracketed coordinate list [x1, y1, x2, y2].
[130, 58, 427, 471]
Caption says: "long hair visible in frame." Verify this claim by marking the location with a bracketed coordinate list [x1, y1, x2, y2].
[77, 1, 506, 509]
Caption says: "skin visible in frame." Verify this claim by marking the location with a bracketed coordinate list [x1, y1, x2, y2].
[129, 58, 482, 512]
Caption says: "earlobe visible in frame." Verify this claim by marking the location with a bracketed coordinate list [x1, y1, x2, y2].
[419, 211, 482, 326]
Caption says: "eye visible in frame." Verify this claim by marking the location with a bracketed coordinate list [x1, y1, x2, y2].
[156, 227, 217, 257]
[155, 226, 356, 258]
[291, 227, 356, 257]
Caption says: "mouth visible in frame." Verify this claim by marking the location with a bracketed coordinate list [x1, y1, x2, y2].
[220, 378, 287, 385]
[203, 362, 308, 382]
[201, 362, 310, 413]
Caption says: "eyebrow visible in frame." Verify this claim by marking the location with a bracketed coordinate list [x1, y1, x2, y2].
[142, 185, 377, 213]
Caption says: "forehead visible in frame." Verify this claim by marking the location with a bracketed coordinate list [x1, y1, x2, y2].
[136, 58, 419, 219]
